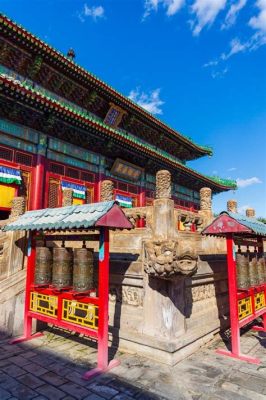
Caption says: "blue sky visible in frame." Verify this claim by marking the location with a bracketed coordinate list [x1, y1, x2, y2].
[2, 0, 266, 216]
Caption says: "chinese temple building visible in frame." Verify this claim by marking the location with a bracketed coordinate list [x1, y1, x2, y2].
[0, 13, 236, 219]
[0, 14, 243, 366]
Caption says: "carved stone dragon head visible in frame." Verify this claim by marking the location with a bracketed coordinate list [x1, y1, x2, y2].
[144, 239, 198, 279]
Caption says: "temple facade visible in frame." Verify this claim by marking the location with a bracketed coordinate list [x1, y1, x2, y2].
[0, 13, 236, 220]
[0, 14, 238, 364]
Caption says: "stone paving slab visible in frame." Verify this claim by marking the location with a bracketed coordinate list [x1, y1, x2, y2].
[0, 328, 266, 399]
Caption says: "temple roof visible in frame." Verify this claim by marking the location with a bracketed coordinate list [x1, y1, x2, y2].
[3, 201, 133, 231]
[0, 73, 237, 193]
[0, 13, 212, 159]
[202, 212, 266, 237]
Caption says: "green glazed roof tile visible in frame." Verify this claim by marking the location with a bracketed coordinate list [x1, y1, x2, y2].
[3, 201, 116, 231]
[0, 73, 236, 191]
[225, 212, 266, 236]
[0, 12, 212, 155]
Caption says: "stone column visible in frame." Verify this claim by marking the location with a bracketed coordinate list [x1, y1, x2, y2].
[143, 170, 186, 340]
[62, 189, 73, 207]
[156, 170, 171, 199]
[100, 180, 114, 202]
[10, 196, 26, 220]
[227, 199, 237, 213]
[153, 170, 174, 239]
[200, 187, 212, 212]
[199, 187, 213, 225]
[246, 208, 255, 218]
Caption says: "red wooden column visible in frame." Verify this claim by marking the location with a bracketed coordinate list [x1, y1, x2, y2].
[217, 234, 260, 364]
[10, 231, 43, 344]
[98, 227, 110, 370]
[31, 154, 46, 210]
[138, 189, 146, 228]
[252, 236, 266, 332]
[83, 227, 119, 379]
[226, 234, 240, 354]
[31, 134, 47, 210]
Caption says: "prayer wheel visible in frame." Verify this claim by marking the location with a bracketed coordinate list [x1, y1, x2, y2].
[258, 257, 266, 284]
[249, 256, 259, 287]
[52, 247, 73, 289]
[236, 253, 250, 289]
[73, 248, 94, 292]
[34, 247, 52, 285]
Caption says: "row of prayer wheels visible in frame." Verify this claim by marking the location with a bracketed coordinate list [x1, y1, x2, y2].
[236, 253, 266, 289]
[34, 247, 94, 292]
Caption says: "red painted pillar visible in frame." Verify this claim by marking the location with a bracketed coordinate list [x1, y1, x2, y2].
[226, 234, 240, 355]
[138, 189, 146, 228]
[96, 173, 104, 203]
[97, 227, 110, 370]
[31, 154, 46, 210]
[31, 153, 46, 210]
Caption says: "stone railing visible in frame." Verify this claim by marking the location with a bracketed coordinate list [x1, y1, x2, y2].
[123, 207, 149, 228]
[175, 209, 204, 232]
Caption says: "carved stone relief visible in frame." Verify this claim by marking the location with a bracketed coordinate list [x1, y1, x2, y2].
[62, 189, 73, 207]
[227, 199, 237, 213]
[144, 239, 198, 278]
[109, 285, 143, 306]
[155, 170, 171, 199]
[100, 180, 114, 202]
[10, 196, 26, 220]
[186, 283, 216, 303]
[200, 187, 212, 211]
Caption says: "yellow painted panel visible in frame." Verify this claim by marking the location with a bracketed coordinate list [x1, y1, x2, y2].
[238, 296, 252, 320]
[72, 198, 84, 205]
[30, 292, 58, 318]
[62, 299, 98, 330]
[0, 184, 15, 208]
[255, 292, 265, 311]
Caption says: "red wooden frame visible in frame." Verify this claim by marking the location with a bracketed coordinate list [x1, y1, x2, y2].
[45, 170, 96, 208]
[10, 226, 122, 379]
[203, 215, 266, 364]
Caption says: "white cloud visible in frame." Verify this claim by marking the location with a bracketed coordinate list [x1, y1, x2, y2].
[211, 67, 228, 78]
[221, 0, 247, 30]
[203, 59, 219, 67]
[190, 0, 227, 36]
[228, 167, 237, 171]
[143, 0, 185, 20]
[236, 177, 262, 188]
[221, 37, 249, 59]
[78, 4, 105, 22]
[128, 88, 164, 115]
[249, 0, 266, 33]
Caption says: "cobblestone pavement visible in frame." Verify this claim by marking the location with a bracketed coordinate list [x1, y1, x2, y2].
[0, 327, 266, 400]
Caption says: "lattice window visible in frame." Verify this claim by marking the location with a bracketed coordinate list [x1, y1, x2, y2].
[50, 162, 65, 175]
[18, 171, 30, 209]
[0, 146, 13, 162]
[146, 190, 155, 199]
[128, 185, 138, 194]
[48, 178, 60, 208]
[66, 167, 79, 179]
[15, 151, 33, 167]
[81, 171, 95, 183]
[86, 187, 94, 204]
[117, 182, 127, 192]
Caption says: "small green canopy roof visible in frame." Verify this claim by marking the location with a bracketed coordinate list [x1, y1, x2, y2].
[3, 201, 132, 232]
[202, 211, 266, 237]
